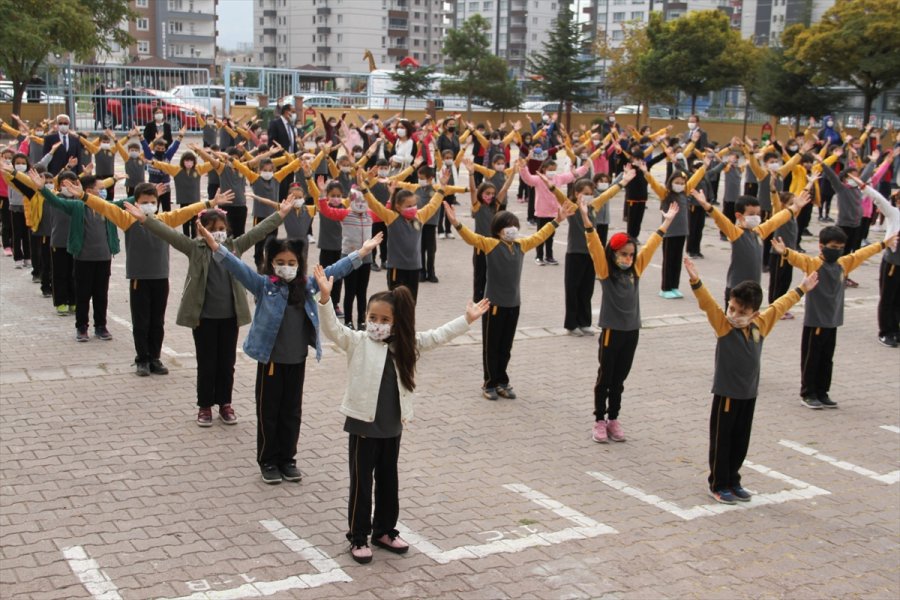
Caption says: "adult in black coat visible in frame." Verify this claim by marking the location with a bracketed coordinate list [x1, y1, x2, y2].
[680, 114, 709, 151]
[143, 107, 173, 147]
[41, 114, 83, 175]
[267, 103, 299, 199]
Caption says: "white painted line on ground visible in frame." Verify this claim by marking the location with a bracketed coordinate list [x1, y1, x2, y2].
[61, 546, 122, 600]
[106, 310, 194, 358]
[157, 520, 351, 600]
[779, 439, 900, 485]
[588, 461, 831, 521]
[880, 425, 900, 434]
[396, 483, 616, 565]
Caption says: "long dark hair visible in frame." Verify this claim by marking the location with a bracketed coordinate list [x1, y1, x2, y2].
[264, 238, 308, 305]
[367, 286, 418, 391]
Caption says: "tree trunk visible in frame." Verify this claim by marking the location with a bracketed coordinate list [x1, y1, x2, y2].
[12, 79, 25, 116]
[690, 93, 698, 115]
[466, 95, 472, 121]
[402, 97, 407, 117]
[862, 91, 875, 126]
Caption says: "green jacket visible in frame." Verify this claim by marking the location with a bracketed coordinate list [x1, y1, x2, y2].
[142, 211, 284, 328]
[40, 188, 120, 257]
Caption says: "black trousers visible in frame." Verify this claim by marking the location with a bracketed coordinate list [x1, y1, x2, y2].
[686, 206, 705, 255]
[839, 224, 861, 255]
[819, 186, 834, 218]
[534, 217, 556, 260]
[51, 246, 76, 307]
[760, 210, 773, 267]
[564, 252, 595, 330]
[253, 216, 278, 269]
[278, 173, 294, 201]
[708, 395, 756, 491]
[255, 360, 306, 467]
[420, 224, 437, 278]
[801, 326, 837, 400]
[473, 249, 487, 302]
[482, 305, 520, 389]
[225, 205, 248, 238]
[207, 183, 220, 202]
[347, 433, 401, 546]
[744, 182, 758, 197]
[594, 329, 640, 421]
[859, 216, 872, 244]
[73, 259, 111, 330]
[343, 262, 371, 327]
[0, 197, 11, 248]
[11, 210, 30, 261]
[722, 201, 736, 224]
[192, 317, 238, 408]
[524, 184, 536, 221]
[796, 203, 813, 244]
[767, 253, 793, 305]
[661, 235, 685, 291]
[387, 267, 420, 302]
[181, 212, 197, 238]
[371, 222, 388, 265]
[878, 258, 900, 338]
[158, 190, 172, 213]
[626, 200, 646, 239]
[319, 248, 343, 306]
[595, 223, 609, 247]
[437, 201, 456, 234]
[130, 278, 169, 363]
[31, 235, 52, 294]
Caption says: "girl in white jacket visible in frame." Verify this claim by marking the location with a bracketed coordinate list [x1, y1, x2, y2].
[314, 270, 489, 565]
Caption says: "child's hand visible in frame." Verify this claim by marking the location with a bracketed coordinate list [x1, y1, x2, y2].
[211, 189, 235, 207]
[690, 188, 710, 209]
[557, 202, 576, 222]
[196, 220, 218, 251]
[793, 191, 812, 212]
[61, 178, 84, 198]
[683, 257, 700, 281]
[26, 168, 43, 188]
[122, 201, 147, 223]
[621, 168, 636, 185]
[442, 201, 458, 227]
[771, 236, 787, 256]
[313, 264, 333, 304]
[662, 201, 680, 224]
[359, 231, 384, 257]
[278, 197, 295, 217]
[465, 298, 490, 324]
[885, 233, 899, 252]
[578, 197, 592, 227]
[800, 270, 819, 293]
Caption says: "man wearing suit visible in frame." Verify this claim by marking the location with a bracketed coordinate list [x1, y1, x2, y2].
[267, 103, 298, 200]
[143, 108, 173, 147]
[42, 114, 83, 175]
[680, 114, 709, 151]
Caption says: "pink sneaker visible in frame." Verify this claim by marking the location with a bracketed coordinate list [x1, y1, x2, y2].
[607, 419, 626, 442]
[3, 247, 11, 256]
[591, 420, 608, 443]
[350, 543, 373, 564]
[373, 533, 409, 554]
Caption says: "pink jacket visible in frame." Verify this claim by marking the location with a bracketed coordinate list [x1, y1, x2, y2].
[519, 164, 590, 218]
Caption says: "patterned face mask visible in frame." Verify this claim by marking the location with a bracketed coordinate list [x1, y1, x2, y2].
[366, 321, 392, 341]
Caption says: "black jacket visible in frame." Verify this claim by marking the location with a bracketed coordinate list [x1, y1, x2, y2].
[42, 132, 83, 175]
[143, 121, 173, 147]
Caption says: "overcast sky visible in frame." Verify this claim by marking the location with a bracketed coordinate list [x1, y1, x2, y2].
[217, 0, 254, 50]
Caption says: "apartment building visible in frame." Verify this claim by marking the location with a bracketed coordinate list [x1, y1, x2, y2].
[740, 0, 834, 45]
[254, 0, 445, 71]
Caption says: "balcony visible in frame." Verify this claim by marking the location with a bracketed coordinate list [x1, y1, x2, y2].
[387, 47, 407, 57]
[388, 27, 407, 36]
[388, 9, 407, 18]
[263, 10, 275, 17]
[316, 46, 332, 54]
[263, 28, 276, 35]
[263, 46, 276, 53]
[317, 26, 331, 34]
[316, 7, 331, 15]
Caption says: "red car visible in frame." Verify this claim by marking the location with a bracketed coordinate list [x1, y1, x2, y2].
[104, 88, 208, 130]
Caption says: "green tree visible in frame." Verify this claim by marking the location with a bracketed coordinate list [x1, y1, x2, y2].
[643, 10, 752, 114]
[389, 65, 436, 116]
[0, 0, 133, 114]
[787, 0, 900, 123]
[527, 6, 599, 123]
[477, 55, 523, 114]
[441, 14, 492, 115]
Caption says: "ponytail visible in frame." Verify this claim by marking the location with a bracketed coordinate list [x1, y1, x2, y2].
[367, 286, 419, 391]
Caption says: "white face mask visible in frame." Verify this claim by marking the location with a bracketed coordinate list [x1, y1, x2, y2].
[154, 114, 164, 123]
[60, 188, 74, 197]
[742, 215, 761, 229]
[293, 199, 305, 208]
[378, 169, 389, 177]
[58, 124, 69, 134]
[727, 314, 754, 329]
[353, 151, 363, 159]
[609, 117, 616, 123]
[211, 230, 228, 244]
[274, 265, 298, 281]
[501, 226, 518, 242]
[366, 321, 392, 341]
[545, 171, 556, 177]
[260, 171, 274, 181]
[541, 115, 550, 123]
[846, 180, 858, 188]
[491, 139, 501, 146]
[396, 128, 407, 137]
[340, 166, 352, 173]
[825, 120, 834, 127]
[443, 158, 454, 166]
[100, 143, 112, 151]
[304, 142, 316, 151]
[788, 145, 798, 152]
[98, 189, 107, 200]
[597, 182, 609, 191]
[687, 122, 698, 130]
[675, 152, 685, 161]
[140, 203, 158, 216]
[13, 164, 26, 172]
[580, 193, 594, 204]
[671, 183, 685, 193]
[350, 199, 367, 213]
[768, 162, 781, 171]
[128, 151, 140, 159]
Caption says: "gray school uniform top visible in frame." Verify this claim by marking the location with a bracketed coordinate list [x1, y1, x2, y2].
[727, 232, 764, 288]
[386, 216, 423, 270]
[251, 177, 279, 219]
[343, 353, 402, 438]
[200, 257, 236, 319]
[78, 207, 112, 261]
[49, 203, 71, 248]
[283, 206, 312, 239]
[722, 166, 742, 204]
[416, 185, 440, 226]
[218, 165, 247, 206]
[124, 223, 169, 280]
[94, 148, 116, 176]
[566, 207, 595, 255]
[885, 245, 900, 266]
[822, 166, 862, 227]
[172, 169, 202, 206]
[755, 171, 786, 213]
[125, 158, 146, 188]
[218, 128, 234, 150]
[336, 171, 354, 195]
[472, 202, 495, 236]
[661, 193, 689, 237]
[317, 204, 343, 251]
[202, 124, 217, 147]
[803, 261, 845, 328]
[6, 182, 25, 211]
[34, 196, 53, 237]
[269, 302, 311, 364]
[28, 138, 44, 164]
[774, 214, 798, 251]
[744, 162, 758, 185]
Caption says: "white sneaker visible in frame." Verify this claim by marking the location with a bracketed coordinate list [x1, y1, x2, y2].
[579, 326, 595, 336]
[446, 231, 455, 239]
[567, 328, 584, 337]
[308, 234, 316, 245]
[14, 260, 23, 269]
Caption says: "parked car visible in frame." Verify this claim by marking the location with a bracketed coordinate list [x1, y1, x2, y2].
[615, 105, 678, 119]
[519, 101, 583, 114]
[276, 94, 349, 109]
[169, 84, 258, 112]
[104, 88, 208, 130]
[0, 81, 65, 105]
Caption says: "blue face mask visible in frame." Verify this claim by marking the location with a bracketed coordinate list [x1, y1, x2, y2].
[98, 189, 108, 200]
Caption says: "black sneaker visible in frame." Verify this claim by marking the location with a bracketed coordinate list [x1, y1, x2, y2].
[94, 327, 113, 341]
[878, 335, 898, 348]
[497, 385, 517, 399]
[801, 228, 813, 236]
[818, 395, 838, 409]
[427, 275, 439, 283]
[371, 263, 381, 272]
[149, 359, 169, 374]
[135, 362, 151, 377]
[261, 464, 282, 485]
[483, 387, 499, 401]
[545, 257, 559, 266]
[280, 463, 302, 482]
[419, 271, 427, 281]
[731, 486, 752, 502]
[75, 327, 90, 342]
[801, 396, 823, 409]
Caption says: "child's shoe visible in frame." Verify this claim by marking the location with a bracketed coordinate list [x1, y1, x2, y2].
[75, 327, 90, 342]
[23, 260, 31, 269]
[373, 533, 409, 554]
[800, 396, 823, 409]
[592, 420, 608, 443]
[260, 464, 282, 484]
[57, 305, 69, 317]
[606, 419, 626, 442]
[482, 387, 499, 401]
[135, 362, 151, 377]
[579, 326, 595, 336]
[197, 407, 213, 427]
[279, 462, 302, 482]
[818, 394, 838, 409]
[14, 260, 23, 269]
[709, 488, 737, 505]
[149, 359, 169, 375]
[94, 327, 113, 341]
[731, 486, 752, 502]
[350, 543, 373, 564]
[670, 289, 684, 299]
[68, 305, 76, 314]
[219, 403, 238, 424]
[3, 247, 11, 256]
[497, 385, 516, 399]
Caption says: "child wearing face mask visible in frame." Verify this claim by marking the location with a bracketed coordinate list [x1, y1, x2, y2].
[135, 198, 292, 426]
[445, 201, 576, 400]
[467, 182, 500, 302]
[1, 153, 35, 269]
[118, 135, 147, 197]
[467, 154, 515, 211]
[415, 166, 442, 283]
[583, 199, 679, 443]
[306, 176, 348, 313]
[241, 155, 301, 271]
[437, 148, 465, 240]
[151, 147, 218, 238]
[79, 131, 122, 201]
[140, 127, 183, 212]
[772, 227, 897, 410]
[210, 147, 255, 237]
[317, 188, 378, 329]
[197, 225, 379, 485]
[685, 257, 819, 505]
[315, 272, 490, 564]
[365, 158, 400, 271]
[359, 171, 448, 302]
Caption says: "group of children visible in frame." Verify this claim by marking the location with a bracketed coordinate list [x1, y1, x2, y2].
[1, 108, 898, 561]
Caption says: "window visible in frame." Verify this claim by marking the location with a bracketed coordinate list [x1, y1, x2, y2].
[611, 30, 624, 40]
[169, 21, 183, 33]
[259, 18, 263, 25]
[631, 11, 643, 20]
[136, 0, 148, 6]
[468, 2, 477, 10]
[136, 18, 149, 30]
[337, 14, 343, 23]
[531, 33, 536, 40]
[413, 39, 420, 46]
[337, 33, 343, 42]
[337, 53, 343, 63]
[612, 12, 625, 22]
[483, 0, 493, 8]
[613, 0, 626, 5]
[137, 40, 150, 54]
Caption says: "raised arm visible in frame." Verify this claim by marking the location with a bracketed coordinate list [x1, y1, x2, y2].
[416, 189, 445, 223]
[685, 260, 730, 337]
